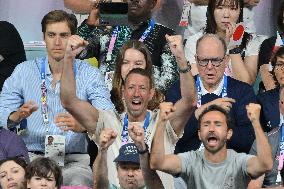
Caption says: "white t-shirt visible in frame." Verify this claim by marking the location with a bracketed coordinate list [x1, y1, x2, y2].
[89, 109, 180, 189]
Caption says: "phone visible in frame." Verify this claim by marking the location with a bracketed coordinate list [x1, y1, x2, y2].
[99, 2, 128, 26]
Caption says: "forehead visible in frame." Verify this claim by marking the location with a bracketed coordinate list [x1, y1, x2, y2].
[0, 161, 21, 170]
[276, 55, 284, 62]
[197, 37, 225, 57]
[201, 111, 227, 123]
[216, 0, 239, 7]
[125, 73, 150, 86]
[45, 21, 71, 34]
[124, 48, 145, 59]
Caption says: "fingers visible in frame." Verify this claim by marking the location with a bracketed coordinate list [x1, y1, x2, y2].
[68, 35, 88, 55]
[19, 101, 38, 119]
[246, 103, 261, 121]
[159, 102, 175, 121]
[165, 34, 183, 48]
[100, 129, 117, 148]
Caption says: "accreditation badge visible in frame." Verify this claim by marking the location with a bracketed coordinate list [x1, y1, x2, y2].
[45, 135, 65, 166]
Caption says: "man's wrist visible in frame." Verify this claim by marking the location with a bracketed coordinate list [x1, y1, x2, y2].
[229, 47, 242, 55]
[137, 143, 149, 154]
[178, 61, 191, 73]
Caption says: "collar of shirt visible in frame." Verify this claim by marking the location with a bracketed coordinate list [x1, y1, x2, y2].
[200, 76, 224, 96]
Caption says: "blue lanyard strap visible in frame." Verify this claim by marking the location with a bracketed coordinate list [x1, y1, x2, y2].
[40, 58, 49, 131]
[121, 111, 151, 144]
[40, 58, 77, 132]
[196, 75, 228, 108]
[139, 19, 155, 42]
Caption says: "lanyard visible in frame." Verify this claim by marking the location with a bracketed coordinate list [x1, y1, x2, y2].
[106, 19, 155, 61]
[121, 111, 150, 145]
[40, 58, 76, 132]
[278, 124, 284, 172]
[40, 58, 49, 132]
[196, 75, 228, 108]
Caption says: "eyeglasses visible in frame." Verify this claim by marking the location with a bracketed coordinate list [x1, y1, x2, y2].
[196, 56, 225, 67]
[275, 63, 284, 70]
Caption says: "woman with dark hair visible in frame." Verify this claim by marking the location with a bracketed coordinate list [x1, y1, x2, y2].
[26, 157, 62, 189]
[0, 157, 27, 189]
[258, 1, 284, 91]
[184, 0, 264, 85]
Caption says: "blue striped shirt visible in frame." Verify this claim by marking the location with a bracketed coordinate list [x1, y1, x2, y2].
[0, 56, 113, 153]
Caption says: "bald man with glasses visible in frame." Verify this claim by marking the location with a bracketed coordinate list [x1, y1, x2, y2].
[166, 33, 257, 154]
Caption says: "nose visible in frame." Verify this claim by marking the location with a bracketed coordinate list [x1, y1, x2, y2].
[55, 36, 61, 45]
[223, 7, 230, 17]
[127, 169, 135, 177]
[134, 87, 140, 97]
[41, 179, 47, 186]
[208, 124, 215, 132]
[7, 173, 13, 181]
[206, 61, 214, 69]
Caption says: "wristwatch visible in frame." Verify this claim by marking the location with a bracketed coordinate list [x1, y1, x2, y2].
[178, 61, 191, 73]
[137, 143, 149, 154]
[229, 47, 243, 55]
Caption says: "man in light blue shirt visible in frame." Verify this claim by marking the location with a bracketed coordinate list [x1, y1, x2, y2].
[0, 10, 113, 187]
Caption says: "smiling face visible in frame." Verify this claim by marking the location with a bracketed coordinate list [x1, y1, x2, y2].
[121, 48, 147, 81]
[44, 21, 71, 63]
[198, 111, 232, 154]
[117, 162, 145, 189]
[0, 161, 26, 189]
[214, 0, 240, 32]
[27, 173, 57, 189]
[196, 36, 228, 89]
[123, 73, 154, 122]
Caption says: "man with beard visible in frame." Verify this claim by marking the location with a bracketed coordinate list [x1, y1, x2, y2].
[150, 103, 273, 189]
[60, 34, 196, 189]
[76, 0, 178, 93]
[166, 34, 257, 154]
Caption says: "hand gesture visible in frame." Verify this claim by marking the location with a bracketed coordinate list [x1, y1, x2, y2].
[99, 128, 117, 150]
[128, 123, 145, 151]
[165, 34, 186, 63]
[55, 113, 86, 132]
[12, 101, 38, 122]
[195, 97, 236, 119]
[159, 102, 176, 122]
[225, 22, 236, 47]
[246, 103, 261, 124]
[65, 35, 88, 59]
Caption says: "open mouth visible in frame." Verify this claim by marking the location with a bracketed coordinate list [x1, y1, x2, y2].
[206, 135, 219, 146]
[132, 98, 142, 106]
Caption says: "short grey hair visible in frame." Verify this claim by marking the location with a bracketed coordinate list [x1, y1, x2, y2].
[196, 34, 227, 56]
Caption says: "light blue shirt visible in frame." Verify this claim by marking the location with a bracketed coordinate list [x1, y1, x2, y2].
[0, 56, 113, 153]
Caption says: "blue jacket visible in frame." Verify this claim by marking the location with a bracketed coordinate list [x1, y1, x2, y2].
[166, 76, 257, 154]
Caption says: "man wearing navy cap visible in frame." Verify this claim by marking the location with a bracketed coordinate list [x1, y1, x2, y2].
[93, 124, 164, 189]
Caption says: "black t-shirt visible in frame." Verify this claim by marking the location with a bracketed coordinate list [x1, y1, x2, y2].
[0, 21, 26, 91]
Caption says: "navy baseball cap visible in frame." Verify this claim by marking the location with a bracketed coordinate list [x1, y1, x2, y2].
[113, 143, 140, 164]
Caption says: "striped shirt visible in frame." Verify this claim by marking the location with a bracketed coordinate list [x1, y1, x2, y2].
[0, 56, 113, 153]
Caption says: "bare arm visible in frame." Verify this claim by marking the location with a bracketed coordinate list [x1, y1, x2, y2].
[246, 103, 273, 178]
[150, 109, 182, 175]
[64, 0, 94, 14]
[165, 35, 197, 135]
[93, 128, 117, 189]
[60, 35, 99, 133]
[128, 124, 164, 189]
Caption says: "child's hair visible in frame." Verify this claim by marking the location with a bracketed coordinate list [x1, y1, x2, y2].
[25, 157, 62, 187]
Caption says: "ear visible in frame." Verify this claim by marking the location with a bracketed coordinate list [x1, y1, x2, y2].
[226, 129, 233, 140]
[198, 129, 201, 140]
[224, 55, 229, 67]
